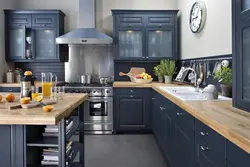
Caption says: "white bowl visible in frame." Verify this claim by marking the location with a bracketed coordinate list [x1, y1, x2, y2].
[134, 78, 153, 84]
[26, 37, 32, 44]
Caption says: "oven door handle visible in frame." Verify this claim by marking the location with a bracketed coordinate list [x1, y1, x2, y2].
[87, 98, 113, 103]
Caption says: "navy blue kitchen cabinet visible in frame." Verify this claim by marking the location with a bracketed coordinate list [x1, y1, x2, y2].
[233, 0, 250, 111]
[174, 107, 195, 167]
[0, 87, 20, 92]
[112, 10, 179, 61]
[4, 10, 67, 62]
[195, 119, 226, 167]
[114, 88, 151, 132]
[226, 140, 250, 167]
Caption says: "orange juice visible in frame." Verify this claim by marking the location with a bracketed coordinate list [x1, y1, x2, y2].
[42, 82, 52, 97]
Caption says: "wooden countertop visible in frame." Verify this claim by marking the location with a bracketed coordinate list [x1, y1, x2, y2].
[113, 81, 250, 154]
[0, 82, 60, 88]
[0, 93, 88, 125]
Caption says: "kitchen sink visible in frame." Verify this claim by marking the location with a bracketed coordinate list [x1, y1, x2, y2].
[159, 86, 231, 101]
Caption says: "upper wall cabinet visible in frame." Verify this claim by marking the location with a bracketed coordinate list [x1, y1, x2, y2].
[4, 10, 67, 62]
[233, 1, 250, 111]
[112, 10, 179, 61]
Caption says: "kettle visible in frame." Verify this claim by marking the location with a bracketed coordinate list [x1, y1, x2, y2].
[202, 84, 218, 100]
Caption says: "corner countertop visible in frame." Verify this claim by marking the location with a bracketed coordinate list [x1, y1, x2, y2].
[0, 93, 88, 125]
[113, 81, 250, 154]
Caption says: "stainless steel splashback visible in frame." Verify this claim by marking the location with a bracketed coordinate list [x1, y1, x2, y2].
[65, 45, 114, 82]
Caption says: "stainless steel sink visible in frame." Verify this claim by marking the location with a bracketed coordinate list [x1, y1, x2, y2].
[159, 86, 231, 101]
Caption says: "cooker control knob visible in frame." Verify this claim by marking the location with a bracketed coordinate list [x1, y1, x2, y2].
[75, 90, 80, 93]
[106, 90, 109, 94]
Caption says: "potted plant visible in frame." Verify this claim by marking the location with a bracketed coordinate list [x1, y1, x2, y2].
[153, 65, 164, 83]
[161, 59, 176, 84]
[214, 66, 232, 97]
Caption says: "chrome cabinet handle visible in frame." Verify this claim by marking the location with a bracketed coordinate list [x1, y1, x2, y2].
[200, 146, 209, 151]
[146, 57, 149, 59]
[129, 24, 132, 27]
[200, 132, 209, 136]
[152, 98, 156, 100]
[159, 24, 162, 27]
[160, 107, 166, 110]
[176, 112, 184, 116]
[130, 95, 134, 98]
[130, 90, 134, 93]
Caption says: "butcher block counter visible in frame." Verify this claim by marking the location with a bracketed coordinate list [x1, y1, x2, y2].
[0, 93, 88, 125]
[113, 81, 250, 154]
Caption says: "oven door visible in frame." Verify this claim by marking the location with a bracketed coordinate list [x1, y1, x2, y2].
[84, 97, 113, 123]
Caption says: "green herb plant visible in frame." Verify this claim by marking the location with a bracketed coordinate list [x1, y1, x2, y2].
[214, 67, 232, 85]
[160, 59, 176, 76]
[153, 65, 164, 77]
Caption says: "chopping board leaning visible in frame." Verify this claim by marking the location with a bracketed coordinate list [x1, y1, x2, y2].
[8, 99, 57, 110]
[119, 67, 146, 82]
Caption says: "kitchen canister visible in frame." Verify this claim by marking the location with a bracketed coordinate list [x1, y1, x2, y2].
[6, 70, 15, 83]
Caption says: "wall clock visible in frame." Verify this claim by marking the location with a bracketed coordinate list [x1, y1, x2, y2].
[189, 1, 207, 33]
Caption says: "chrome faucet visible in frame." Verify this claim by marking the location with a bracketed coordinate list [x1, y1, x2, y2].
[182, 67, 202, 92]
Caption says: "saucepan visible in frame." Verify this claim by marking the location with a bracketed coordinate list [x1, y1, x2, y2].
[78, 74, 92, 84]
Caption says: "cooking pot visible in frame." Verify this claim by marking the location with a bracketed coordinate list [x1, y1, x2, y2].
[78, 74, 92, 84]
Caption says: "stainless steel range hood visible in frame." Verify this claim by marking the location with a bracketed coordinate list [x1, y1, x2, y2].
[56, 0, 113, 45]
[56, 28, 113, 44]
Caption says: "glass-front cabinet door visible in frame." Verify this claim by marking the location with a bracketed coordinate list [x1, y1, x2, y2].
[236, 18, 250, 111]
[236, 0, 250, 19]
[146, 28, 174, 60]
[8, 25, 26, 60]
[33, 28, 56, 60]
[115, 28, 144, 60]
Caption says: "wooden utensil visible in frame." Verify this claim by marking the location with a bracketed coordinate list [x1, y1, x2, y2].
[119, 67, 146, 82]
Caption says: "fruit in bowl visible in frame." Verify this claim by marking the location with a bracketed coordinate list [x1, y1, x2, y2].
[134, 72, 153, 84]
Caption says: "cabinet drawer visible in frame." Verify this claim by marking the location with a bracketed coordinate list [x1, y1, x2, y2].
[7, 14, 31, 27]
[196, 132, 225, 167]
[116, 15, 144, 28]
[32, 14, 57, 27]
[0, 87, 20, 92]
[115, 88, 149, 95]
[146, 14, 174, 27]
[226, 141, 250, 167]
[175, 108, 194, 137]
[195, 119, 226, 148]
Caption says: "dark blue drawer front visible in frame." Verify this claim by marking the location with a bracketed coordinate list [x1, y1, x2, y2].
[32, 14, 57, 27]
[0, 87, 20, 92]
[196, 132, 225, 167]
[226, 161, 235, 167]
[116, 14, 144, 28]
[195, 119, 226, 148]
[146, 14, 174, 27]
[174, 107, 194, 138]
[115, 88, 150, 95]
[7, 14, 31, 27]
[226, 141, 250, 167]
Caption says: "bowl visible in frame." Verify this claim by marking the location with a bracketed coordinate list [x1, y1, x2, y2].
[134, 78, 153, 84]
[26, 37, 32, 44]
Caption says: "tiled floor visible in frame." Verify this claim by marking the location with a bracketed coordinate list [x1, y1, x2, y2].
[84, 134, 168, 167]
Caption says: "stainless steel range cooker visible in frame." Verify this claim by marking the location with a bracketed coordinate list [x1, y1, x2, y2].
[65, 83, 113, 134]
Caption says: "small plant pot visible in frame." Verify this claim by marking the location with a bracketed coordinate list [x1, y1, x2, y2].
[158, 76, 164, 83]
[220, 84, 232, 97]
[164, 75, 173, 84]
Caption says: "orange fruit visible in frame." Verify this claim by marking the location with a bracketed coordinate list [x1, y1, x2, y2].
[43, 105, 54, 112]
[0, 95, 2, 102]
[6, 93, 15, 102]
[24, 71, 32, 76]
[34, 96, 43, 102]
[20, 97, 31, 104]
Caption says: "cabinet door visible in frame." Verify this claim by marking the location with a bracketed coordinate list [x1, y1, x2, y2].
[7, 25, 26, 60]
[146, 28, 175, 60]
[115, 28, 145, 60]
[235, 18, 250, 111]
[236, 0, 250, 20]
[115, 95, 147, 130]
[7, 14, 31, 27]
[33, 28, 57, 60]
[32, 14, 57, 27]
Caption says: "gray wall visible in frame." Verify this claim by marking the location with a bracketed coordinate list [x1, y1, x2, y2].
[0, 0, 18, 82]
[177, 0, 232, 59]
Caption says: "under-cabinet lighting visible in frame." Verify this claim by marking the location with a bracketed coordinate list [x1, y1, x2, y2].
[156, 30, 162, 33]
[127, 30, 133, 33]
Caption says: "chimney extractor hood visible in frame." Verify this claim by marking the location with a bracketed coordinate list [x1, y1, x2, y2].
[56, 28, 113, 44]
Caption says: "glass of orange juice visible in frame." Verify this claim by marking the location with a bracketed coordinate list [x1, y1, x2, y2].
[41, 73, 57, 97]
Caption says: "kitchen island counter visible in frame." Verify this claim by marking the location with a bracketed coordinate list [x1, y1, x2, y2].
[113, 81, 250, 154]
[0, 93, 88, 125]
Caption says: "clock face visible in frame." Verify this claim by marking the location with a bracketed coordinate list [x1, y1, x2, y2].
[189, 1, 207, 33]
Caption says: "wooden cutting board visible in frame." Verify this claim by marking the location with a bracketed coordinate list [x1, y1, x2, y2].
[119, 67, 146, 82]
[9, 99, 57, 110]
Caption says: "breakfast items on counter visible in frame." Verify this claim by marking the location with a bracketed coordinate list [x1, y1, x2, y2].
[34, 96, 43, 102]
[43, 105, 54, 112]
[0, 95, 2, 102]
[24, 71, 32, 76]
[20, 97, 31, 104]
[119, 67, 146, 82]
[6, 93, 15, 102]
